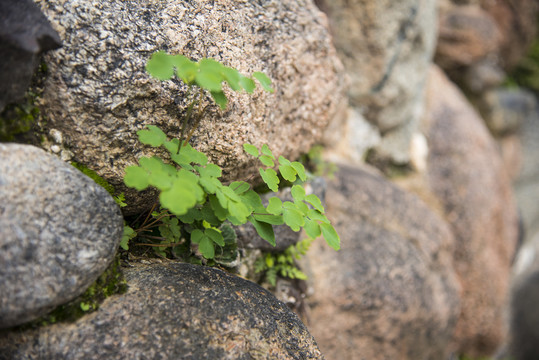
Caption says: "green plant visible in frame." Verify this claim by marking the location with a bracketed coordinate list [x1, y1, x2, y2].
[255, 238, 313, 286]
[121, 52, 339, 261]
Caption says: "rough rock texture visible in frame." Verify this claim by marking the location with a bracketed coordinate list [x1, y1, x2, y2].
[0, 262, 324, 360]
[34, 0, 346, 215]
[423, 66, 519, 356]
[316, 0, 437, 164]
[300, 164, 461, 360]
[0, 0, 61, 111]
[510, 233, 539, 360]
[0, 143, 123, 329]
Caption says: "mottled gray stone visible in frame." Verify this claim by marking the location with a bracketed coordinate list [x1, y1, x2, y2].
[0, 0, 61, 111]
[300, 164, 461, 360]
[0, 143, 123, 329]
[316, 0, 437, 164]
[0, 262, 324, 360]
[33, 0, 346, 215]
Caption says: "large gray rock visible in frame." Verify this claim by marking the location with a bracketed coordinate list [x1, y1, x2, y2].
[423, 66, 519, 357]
[316, 0, 437, 164]
[0, 262, 324, 360]
[0, 0, 61, 111]
[34, 0, 346, 215]
[0, 143, 123, 329]
[300, 164, 461, 360]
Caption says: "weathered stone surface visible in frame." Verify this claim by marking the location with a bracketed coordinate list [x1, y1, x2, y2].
[33, 0, 346, 215]
[509, 233, 539, 360]
[0, 262, 324, 360]
[0, 143, 123, 329]
[316, 0, 437, 164]
[300, 164, 461, 360]
[0, 0, 61, 111]
[423, 66, 519, 356]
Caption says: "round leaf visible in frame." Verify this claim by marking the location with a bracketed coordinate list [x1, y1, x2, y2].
[267, 197, 283, 215]
[291, 185, 305, 202]
[146, 51, 174, 80]
[279, 164, 297, 182]
[137, 125, 167, 147]
[243, 144, 259, 157]
[124, 166, 149, 190]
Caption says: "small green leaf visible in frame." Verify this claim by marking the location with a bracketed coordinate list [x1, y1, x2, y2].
[291, 185, 305, 202]
[160, 175, 202, 215]
[199, 176, 222, 194]
[259, 168, 279, 192]
[206, 228, 225, 247]
[253, 71, 274, 93]
[282, 202, 305, 231]
[164, 139, 180, 154]
[279, 164, 297, 182]
[239, 75, 256, 93]
[190, 229, 204, 244]
[291, 162, 307, 182]
[222, 67, 242, 91]
[211, 91, 228, 110]
[230, 181, 250, 195]
[248, 215, 276, 246]
[179, 207, 202, 224]
[146, 51, 174, 80]
[259, 155, 275, 167]
[321, 223, 340, 250]
[304, 218, 321, 238]
[121, 225, 136, 250]
[278, 156, 291, 166]
[305, 194, 324, 213]
[199, 237, 215, 259]
[261, 144, 274, 158]
[253, 213, 284, 225]
[137, 125, 167, 147]
[80, 302, 91, 312]
[266, 197, 283, 215]
[196, 60, 224, 92]
[240, 190, 265, 213]
[307, 209, 330, 223]
[243, 144, 259, 157]
[228, 201, 250, 223]
[124, 166, 149, 191]
[209, 194, 228, 220]
[197, 163, 222, 178]
[171, 55, 198, 83]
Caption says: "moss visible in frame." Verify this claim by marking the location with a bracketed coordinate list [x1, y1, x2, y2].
[0, 62, 47, 143]
[507, 27, 539, 92]
[71, 162, 116, 196]
[16, 253, 127, 329]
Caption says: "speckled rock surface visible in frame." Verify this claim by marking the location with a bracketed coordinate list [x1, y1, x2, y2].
[0, 143, 123, 329]
[315, 0, 437, 164]
[423, 66, 519, 357]
[0, 262, 325, 360]
[300, 164, 461, 360]
[34, 0, 346, 215]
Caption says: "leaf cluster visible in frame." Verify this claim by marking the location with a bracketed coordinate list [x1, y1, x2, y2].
[254, 238, 314, 286]
[146, 51, 274, 109]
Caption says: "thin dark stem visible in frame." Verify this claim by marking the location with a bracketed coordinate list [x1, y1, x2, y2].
[178, 87, 199, 155]
[184, 88, 207, 145]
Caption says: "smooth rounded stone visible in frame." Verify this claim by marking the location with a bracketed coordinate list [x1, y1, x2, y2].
[0, 0, 61, 111]
[316, 0, 437, 164]
[33, 0, 346, 215]
[300, 164, 461, 360]
[423, 65, 519, 357]
[0, 143, 123, 329]
[0, 262, 324, 360]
